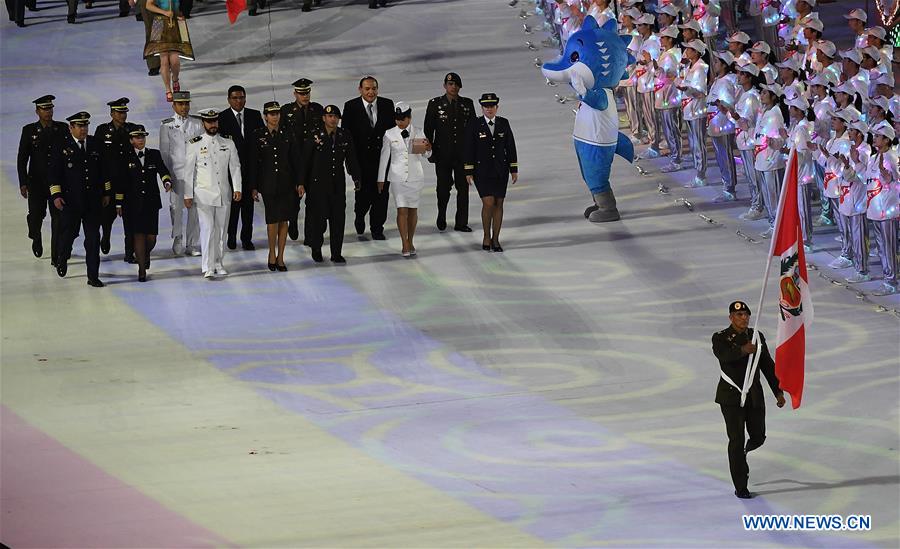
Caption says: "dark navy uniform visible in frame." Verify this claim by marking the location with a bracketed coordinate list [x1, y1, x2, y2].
[248, 122, 302, 225]
[712, 301, 783, 498]
[300, 109, 360, 262]
[17, 95, 69, 262]
[424, 73, 477, 230]
[94, 98, 137, 261]
[463, 114, 518, 199]
[117, 146, 171, 236]
[281, 78, 324, 240]
[49, 113, 110, 286]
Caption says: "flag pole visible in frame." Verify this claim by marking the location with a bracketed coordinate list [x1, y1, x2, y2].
[740, 148, 797, 407]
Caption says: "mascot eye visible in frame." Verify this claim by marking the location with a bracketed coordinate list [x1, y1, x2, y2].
[570, 50, 580, 63]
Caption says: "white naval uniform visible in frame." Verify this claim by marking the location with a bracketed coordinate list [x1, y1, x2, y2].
[377, 125, 432, 209]
[184, 133, 243, 275]
[159, 114, 203, 252]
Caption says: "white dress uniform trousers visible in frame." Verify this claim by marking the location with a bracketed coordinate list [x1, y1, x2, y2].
[160, 114, 203, 253]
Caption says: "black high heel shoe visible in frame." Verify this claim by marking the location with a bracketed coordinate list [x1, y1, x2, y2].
[276, 263, 288, 272]
[491, 241, 503, 253]
[268, 263, 277, 271]
[482, 240, 491, 251]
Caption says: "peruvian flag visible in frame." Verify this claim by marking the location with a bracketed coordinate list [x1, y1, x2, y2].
[226, 0, 246, 23]
[770, 148, 813, 408]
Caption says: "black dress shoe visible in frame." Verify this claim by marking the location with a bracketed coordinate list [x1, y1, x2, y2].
[734, 489, 754, 499]
[268, 263, 277, 271]
[124, 255, 137, 264]
[87, 278, 105, 288]
[56, 259, 67, 278]
[16, 20, 24, 27]
[276, 264, 288, 272]
[67, 15, 75, 23]
[288, 222, 299, 240]
[32, 239, 43, 258]
[138, 272, 147, 282]
[100, 235, 111, 255]
[372, 233, 386, 241]
[242, 241, 255, 251]
[311, 248, 324, 263]
[354, 218, 365, 235]
[454, 225, 473, 232]
[491, 243, 504, 253]
[331, 255, 346, 264]
[301, 5, 311, 11]
[227, 236, 237, 250]
[482, 244, 491, 251]
[436, 215, 447, 231]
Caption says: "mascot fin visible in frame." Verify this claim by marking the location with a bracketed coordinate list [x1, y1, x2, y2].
[616, 132, 634, 163]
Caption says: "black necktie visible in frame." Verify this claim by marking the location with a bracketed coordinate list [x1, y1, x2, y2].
[488, 120, 494, 135]
[368, 102, 375, 128]
[138, 150, 144, 158]
[401, 129, 409, 139]
[78, 139, 85, 152]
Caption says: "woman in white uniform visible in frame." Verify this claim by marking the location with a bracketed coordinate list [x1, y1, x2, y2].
[784, 95, 816, 250]
[820, 109, 854, 270]
[678, 39, 710, 187]
[725, 62, 764, 220]
[864, 122, 900, 295]
[838, 118, 872, 283]
[377, 102, 432, 257]
[752, 83, 788, 237]
[708, 51, 739, 202]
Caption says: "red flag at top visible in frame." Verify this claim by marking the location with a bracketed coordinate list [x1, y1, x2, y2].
[771, 149, 814, 408]
[226, 0, 246, 24]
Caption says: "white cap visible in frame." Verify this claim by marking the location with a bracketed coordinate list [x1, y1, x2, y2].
[834, 107, 860, 123]
[776, 57, 801, 72]
[871, 120, 896, 140]
[833, 81, 857, 96]
[807, 73, 830, 87]
[868, 26, 887, 41]
[840, 48, 862, 65]
[394, 101, 412, 117]
[679, 19, 701, 33]
[869, 95, 891, 112]
[728, 31, 751, 44]
[657, 4, 678, 16]
[636, 13, 655, 25]
[683, 39, 707, 55]
[872, 72, 894, 88]
[658, 25, 679, 39]
[786, 96, 809, 111]
[712, 51, 736, 65]
[816, 40, 836, 58]
[736, 61, 760, 76]
[861, 46, 882, 60]
[802, 17, 824, 33]
[622, 7, 642, 20]
[749, 41, 771, 54]
[843, 8, 867, 22]
[761, 83, 784, 97]
[850, 119, 869, 134]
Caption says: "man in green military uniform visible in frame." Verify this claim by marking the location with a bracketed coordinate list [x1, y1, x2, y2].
[17, 95, 70, 264]
[94, 97, 137, 262]
[712, 301, 786, 499]
[281, 78, 324, 242]
[424, 72, 476, 232]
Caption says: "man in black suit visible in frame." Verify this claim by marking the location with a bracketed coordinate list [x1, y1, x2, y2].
[424, 72, 477, 232]
[94, 98, 137, 262]
[50, 112, 110, 287]
[341, 76, 395, 240]
[711, 301, 785, 499]
[219, 85, 264, 250]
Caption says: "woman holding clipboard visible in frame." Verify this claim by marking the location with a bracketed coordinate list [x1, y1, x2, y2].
[143, 0, 195, 103]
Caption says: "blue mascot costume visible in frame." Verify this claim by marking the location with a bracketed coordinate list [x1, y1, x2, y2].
[542, 16, 635, 222]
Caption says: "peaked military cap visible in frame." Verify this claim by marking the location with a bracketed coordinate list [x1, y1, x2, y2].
[292, 78, 313, 93]
[108, 97, 130, 112]
[66, 111, 91, 124]
[33, 95, 55, 108]
[263, 101, 281, 113]
[172, 91, 191, 102]
[479, 93, 499, 105]
[129, 125, 149, 137]
[728, 301, 751, 315]
[323, 104, 342, 118]
[394, 101, 412, 119]
[197, 108, 220, 120]
[444, 72, 462, 86]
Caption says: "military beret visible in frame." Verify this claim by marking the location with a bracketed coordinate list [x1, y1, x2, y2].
[108, 97, 130, 112]
[729, 301, 751, 315]
[323, 104, 341, 117]
[129, 125, 149, 137]
[479, 92, 499, 105]
[33, 94, 55, 108]
[292, 78, 313, 93]
[66, 111, 91, 124]
[444, 72, 462, 86]
[393, 101, 412, 119]
[172, 91, 191, 102]
[263, 101, 281, 113]
[197, 108, 219, 120]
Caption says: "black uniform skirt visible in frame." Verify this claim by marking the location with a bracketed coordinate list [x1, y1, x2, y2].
[474, 177, 509, 199]
[125, 200, 161, 235]
[264, 191, 296, 224]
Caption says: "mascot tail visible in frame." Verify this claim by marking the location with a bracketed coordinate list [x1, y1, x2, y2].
[616, 132, 634, 163]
